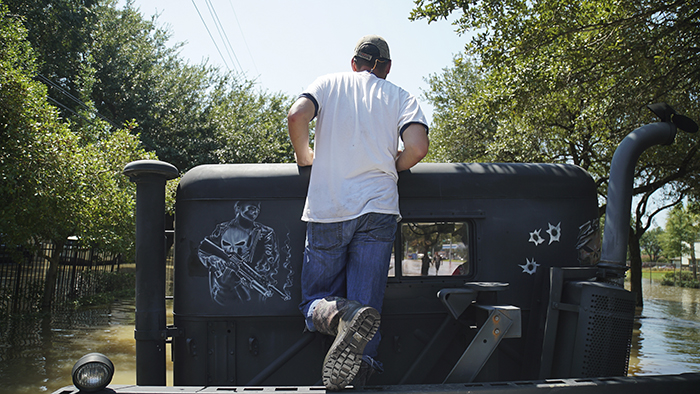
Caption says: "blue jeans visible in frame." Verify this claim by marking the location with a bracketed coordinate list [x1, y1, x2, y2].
[299, 213, 397, 358]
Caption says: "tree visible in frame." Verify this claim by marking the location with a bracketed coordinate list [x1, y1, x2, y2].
[7, 0, 294, 172]
[412, 0, 700, 306]
[206, 75, 295, 165]
[3, 0, 100, 119]
[32, 121, 154, 311]
[3, 0, 295, 309]
[663, 202, 700, 279]
[86, 0, 294, 170]
[1, 4, 154, 310]
[423, 55, 501, 163]
[640, 227, 664, 263]
[1, 3, 56, 248]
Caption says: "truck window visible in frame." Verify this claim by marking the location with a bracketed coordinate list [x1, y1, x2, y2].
[389, 221, 470, 277]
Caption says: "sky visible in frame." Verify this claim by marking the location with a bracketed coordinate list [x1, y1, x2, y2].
[123, 0, 470, 123]
[118, 1, 673, 228]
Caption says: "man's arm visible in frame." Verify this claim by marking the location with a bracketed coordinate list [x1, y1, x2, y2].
[287, 97, 316, 166]
[396, 123, 429, 172]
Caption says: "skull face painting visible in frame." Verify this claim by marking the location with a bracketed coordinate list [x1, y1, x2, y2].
[197, 201, 293, 304]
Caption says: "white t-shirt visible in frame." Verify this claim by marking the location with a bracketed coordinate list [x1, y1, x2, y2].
[300, 71, 428, 223]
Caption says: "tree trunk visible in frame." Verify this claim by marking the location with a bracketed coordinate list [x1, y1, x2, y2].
[41, 239, 66, 312]
[628, 229, 644, 308]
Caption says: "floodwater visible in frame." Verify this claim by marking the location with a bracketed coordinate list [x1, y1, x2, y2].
[0, 299, 173, 394]
[628, 277, 700, 375]
[1, 280, 699, 394]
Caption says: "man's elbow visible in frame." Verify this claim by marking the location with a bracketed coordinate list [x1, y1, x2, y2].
[406, 135, 429, 162]
[287, 111, 303, 129]
[287, 98, 315, 130]
[415, 139, 429, 161]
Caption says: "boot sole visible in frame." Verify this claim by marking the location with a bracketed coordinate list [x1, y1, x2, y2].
[322, 306, 380, 391]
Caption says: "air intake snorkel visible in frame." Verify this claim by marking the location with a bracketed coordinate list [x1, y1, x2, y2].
[598, 103, 698, 285]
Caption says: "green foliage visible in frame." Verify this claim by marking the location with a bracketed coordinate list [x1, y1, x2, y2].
[94, 270, 135, 294]
[423, 55, 498, 162]
[133, 63, 295, 171]
[414, 0, 700, 176]
[6, 0, 295, 173]
[662, 202, 700, 259]
[207, 76, 295, 166]
[3, 0, 293, 249]
[1, 3, 75, 247]
[83, 1, 294, 171]
[1, 3, 154, 258]
[414, 0, 700, 306]
[413, 0, 700, 302]
[18, 280, 45, 314]
[0, 278, 46, 315]
[661, 271, 700, 288]
[640, 227, 664, 262]
[3, 0, 99, 116]
[3, 0, 295, 309]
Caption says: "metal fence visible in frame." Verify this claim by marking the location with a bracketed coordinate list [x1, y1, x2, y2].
[0, 241, 123, 316]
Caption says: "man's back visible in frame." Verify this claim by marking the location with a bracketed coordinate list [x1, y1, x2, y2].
[286, 34, 429, 390]
[301, 70, 424, 222]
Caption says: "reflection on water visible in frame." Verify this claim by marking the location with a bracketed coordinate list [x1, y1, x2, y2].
[628, 279, 700, 376]
[0, 300, 138, 394]
[1, 280, 699, 393]
[0, 299, 173, 394]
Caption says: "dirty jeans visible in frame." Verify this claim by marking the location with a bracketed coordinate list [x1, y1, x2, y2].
[299, 212, 397, 359]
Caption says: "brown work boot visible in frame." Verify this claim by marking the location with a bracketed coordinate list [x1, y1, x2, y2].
[311, 297, 380, 391]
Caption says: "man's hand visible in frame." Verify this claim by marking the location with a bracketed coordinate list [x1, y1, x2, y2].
[287, 97, 316, 166]
[396, 123, 429, 172]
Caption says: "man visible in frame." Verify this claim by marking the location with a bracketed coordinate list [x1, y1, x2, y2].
[287, 35, 429, 390]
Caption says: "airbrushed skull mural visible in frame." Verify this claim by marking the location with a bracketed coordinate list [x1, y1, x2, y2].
[197, 201, 294, 305]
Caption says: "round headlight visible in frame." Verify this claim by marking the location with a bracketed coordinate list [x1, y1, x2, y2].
[71, 353, 114, 392]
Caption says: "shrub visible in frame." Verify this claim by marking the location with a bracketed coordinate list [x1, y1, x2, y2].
[660, 271, 700, 288]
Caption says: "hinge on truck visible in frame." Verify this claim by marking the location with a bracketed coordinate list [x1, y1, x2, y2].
[165, 325, 183, 344]
[134, 325, 183, 343]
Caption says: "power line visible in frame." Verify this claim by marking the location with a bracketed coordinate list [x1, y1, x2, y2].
[205, 0, 243, 73]
[35, 73, 119, 128]
[191, 0, 231, 71]
[36, 74, 87, 111]
[228, 0, 258, 75]
[46, 95, 91, 122]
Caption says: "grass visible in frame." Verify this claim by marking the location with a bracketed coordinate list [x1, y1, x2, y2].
[628, 268, 700, 287]
[633, 269, 674, 281]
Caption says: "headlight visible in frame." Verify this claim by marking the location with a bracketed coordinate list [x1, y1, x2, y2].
[71, 353, 114, 392]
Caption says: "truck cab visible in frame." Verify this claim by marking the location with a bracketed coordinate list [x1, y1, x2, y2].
[170, 161, 608, 386]
[56, 104, 700, 393]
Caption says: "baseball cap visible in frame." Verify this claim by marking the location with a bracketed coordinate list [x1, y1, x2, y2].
[354, 35, 391, 62]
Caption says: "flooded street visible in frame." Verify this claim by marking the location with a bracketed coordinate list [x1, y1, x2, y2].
[0, 299, 174, 394]
[1, 279, 699, 394]
[628, 278, 700, 375]
[0, 300, 145, 394]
